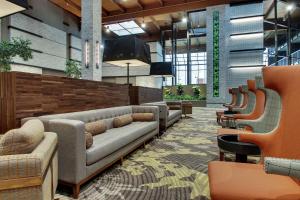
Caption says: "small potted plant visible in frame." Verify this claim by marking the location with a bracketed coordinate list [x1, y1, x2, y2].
[65, 60, 82, 79]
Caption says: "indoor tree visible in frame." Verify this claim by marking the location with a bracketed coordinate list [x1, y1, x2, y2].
[65, 59, 82, 79]
[0, 38, 33, 72]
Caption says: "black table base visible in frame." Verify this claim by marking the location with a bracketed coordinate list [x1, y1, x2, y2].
[217, 134, 261, 163]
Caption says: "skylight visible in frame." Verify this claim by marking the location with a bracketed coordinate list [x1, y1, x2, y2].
[107, 20, 145, 36]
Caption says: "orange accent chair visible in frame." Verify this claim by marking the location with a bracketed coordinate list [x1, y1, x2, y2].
[208, 66, 300, 200]
[218, 77, 266, 135]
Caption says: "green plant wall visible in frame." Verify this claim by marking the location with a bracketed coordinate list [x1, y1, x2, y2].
[212, 11, 220, 97]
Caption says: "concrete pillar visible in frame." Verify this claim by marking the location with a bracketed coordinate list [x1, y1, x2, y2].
[81, 0, 102, 81]
[206, 5, 230, 106]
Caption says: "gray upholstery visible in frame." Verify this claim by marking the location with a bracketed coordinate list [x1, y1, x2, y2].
[142, 101, 182, 130]
[232, 85, 256, 114]
[236, 87, 282, 133]
[264, 157, 300, 179]
[86, 122, 157, 165]
[22, 106, 159, 186]
[233, 88, 243, 107]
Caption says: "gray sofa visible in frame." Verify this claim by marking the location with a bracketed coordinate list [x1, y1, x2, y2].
[143, 101, 182, 131]
[22, 106, 159, 198]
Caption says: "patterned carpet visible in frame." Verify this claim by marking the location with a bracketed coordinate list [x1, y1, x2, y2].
[56, 107, 220, 200]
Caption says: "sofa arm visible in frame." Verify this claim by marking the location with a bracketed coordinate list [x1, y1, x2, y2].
[264, 157, 300, 179]
[141, 104, 168, 124]
[166, 101, 182, 110]
[132, 106, 160, 122]
[48, 119, 86, 184]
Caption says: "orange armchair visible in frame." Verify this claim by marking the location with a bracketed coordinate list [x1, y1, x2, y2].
[218, 77, 266, 135]
[209, 66, 300, 200]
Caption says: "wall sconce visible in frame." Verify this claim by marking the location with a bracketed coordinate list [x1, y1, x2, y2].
[85, 40, 89, 68]
[96, 41, 100, 69]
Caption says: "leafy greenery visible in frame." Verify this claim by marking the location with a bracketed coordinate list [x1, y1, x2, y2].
[176, 84, 184, 95]
[164, 94, 206, 101]
[213, 11, 220, 97]
[192, 86, 201, 98]
[0, 38, 33, 72]
[65, 60, 81, 79]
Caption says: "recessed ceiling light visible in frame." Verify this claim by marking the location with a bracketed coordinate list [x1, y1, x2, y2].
[182, 17, 187, 23]
[287, 4, 294, 11]
[105, 26, 110, 33]
[141, 22, 146, 28]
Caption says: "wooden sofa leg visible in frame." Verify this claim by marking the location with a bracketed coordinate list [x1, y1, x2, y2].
[72, 184, 80, 199]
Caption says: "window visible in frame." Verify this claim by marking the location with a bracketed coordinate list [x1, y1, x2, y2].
[107, 21, 145, 36]
[191, 52, 207, 84]
[165, 52, 207, 85]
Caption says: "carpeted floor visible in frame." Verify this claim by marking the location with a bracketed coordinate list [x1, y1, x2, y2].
[56, 107, 220, 200]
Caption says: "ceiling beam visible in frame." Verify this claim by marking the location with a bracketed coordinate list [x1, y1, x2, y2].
[50, 0, 81, 17]
[103, 0, 228, 23]
[102, 7, 109, 16]
[136, 0, 144, 10]
[112, 0, 126, 13]
[149, 16, 161, 32]
[157, 0, 164, 6]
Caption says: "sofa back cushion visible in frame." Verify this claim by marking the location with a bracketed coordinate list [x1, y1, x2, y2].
[113, 115, 133, 128]
[85, 120, 107, 136]
[132, 113, 154, 122]
[0, 119, 44, 155]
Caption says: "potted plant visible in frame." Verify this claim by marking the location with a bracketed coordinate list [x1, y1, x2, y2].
[192, 86, 201, 99]
[0, 38, 33, 72]
[176, 84, 184, 96]
[65, 60, 82, 79]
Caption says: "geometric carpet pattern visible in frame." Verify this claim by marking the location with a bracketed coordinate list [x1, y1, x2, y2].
[56, 107, 220, 200]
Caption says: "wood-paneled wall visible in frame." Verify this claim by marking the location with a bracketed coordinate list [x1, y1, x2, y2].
[0, 72, 129, 133]
[129, 86, 163, 105]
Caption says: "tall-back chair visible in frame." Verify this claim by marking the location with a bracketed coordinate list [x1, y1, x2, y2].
[208, 66, 300, 200]
[223, 88, 237, 107]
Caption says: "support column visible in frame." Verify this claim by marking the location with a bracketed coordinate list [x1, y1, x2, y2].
[81, 0, 102, 81]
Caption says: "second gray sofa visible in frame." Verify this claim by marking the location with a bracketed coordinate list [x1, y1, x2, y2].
[143, 101, 182, 131]
[22, 106, 159, 198]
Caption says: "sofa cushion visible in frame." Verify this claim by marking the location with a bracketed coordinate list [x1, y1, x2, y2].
[132, 113, 154, 122]
[168, 110, 182, 121]
[113, 115, 133, 128]
[85, 132, 93, 149]
[86, 121, 158, 165]
[0, 119, 44, 155]
[85, 120, 107, 136]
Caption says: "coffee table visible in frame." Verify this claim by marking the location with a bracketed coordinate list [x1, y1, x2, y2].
[217, 134, 261, 163]
[182, 102, 192, 117]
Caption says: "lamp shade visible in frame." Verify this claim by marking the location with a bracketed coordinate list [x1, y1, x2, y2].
[0, 0, 28, 18]
[103, 36, 151, 67]
[150, 62, 174, 77]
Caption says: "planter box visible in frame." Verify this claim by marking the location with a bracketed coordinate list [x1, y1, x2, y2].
[182, 100, 207, 107]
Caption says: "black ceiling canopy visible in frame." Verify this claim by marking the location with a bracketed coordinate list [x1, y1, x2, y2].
[150, 62, 174, 77]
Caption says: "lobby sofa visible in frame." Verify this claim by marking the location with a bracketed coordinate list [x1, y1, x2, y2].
[23, 106, 159, 198]
[208, 66, 300, 200]
[0, 119, 58, 200]
[142, 101, 182, 131]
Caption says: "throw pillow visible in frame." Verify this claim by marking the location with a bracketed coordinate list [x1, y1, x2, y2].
[113, 115, 133, 128]
[85, 132, 93, 149]
[85, 120, 107, 136]
[0, 119, 45, 155]
[132, 113, 154, 122]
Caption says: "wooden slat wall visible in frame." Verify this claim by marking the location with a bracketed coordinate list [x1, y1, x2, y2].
[0, 72, 129, 133]
[130, 86, 163, 105]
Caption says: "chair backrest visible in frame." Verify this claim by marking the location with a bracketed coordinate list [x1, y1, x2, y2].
[262, 66, 300, 159]
[248, 77, 266, 119]
[228, 88, 237, 106]
[232, 87, 243, 107]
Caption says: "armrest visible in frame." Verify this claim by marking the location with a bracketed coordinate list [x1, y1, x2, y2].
[132, 105, 160, 122]
[166, 101, 182, 110]
[0, 154, 42, 181]
[264, 157, 300, 179]
[48, 119, 86, 184]
[140, 104, 168, 120]
[239, 132, 273, 150]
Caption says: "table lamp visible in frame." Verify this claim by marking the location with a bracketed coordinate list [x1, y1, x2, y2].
[103, 36, 151, 85]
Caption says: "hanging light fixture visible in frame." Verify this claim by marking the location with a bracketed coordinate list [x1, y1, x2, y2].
[141, 18, 146, 28]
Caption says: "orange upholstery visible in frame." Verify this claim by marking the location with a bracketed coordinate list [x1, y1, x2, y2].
[224, 88, 237, 108]
[209, 66, 300, 200]
[240, 67, 300, 160]
[209, 161, 300, 200]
